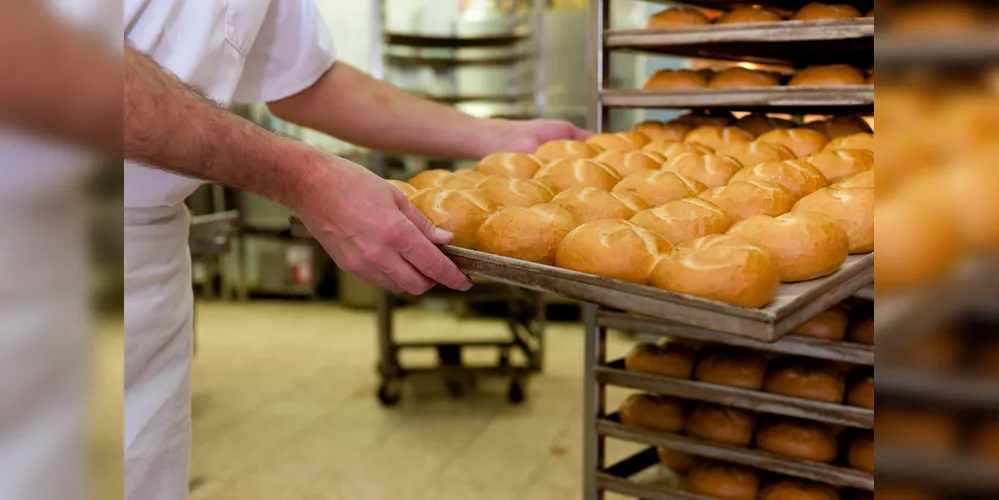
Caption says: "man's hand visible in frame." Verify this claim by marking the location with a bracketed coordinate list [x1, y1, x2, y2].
[487, 119, 595, 156]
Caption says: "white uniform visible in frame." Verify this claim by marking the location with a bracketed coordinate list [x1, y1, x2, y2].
[123, 2, 336, 499]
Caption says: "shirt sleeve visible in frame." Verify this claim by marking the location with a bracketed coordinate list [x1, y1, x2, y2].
[232, 0, 337, 103]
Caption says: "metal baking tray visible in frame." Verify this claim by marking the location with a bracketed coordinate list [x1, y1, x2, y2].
[598, 448, 710, 500]
[601, 86, 874, 111]
[598, 360, 874, 428]
[877, 34, 999, 65]
[877, 368, 999, 408]
[647, 0, 874, 11]
[877, 448, 999, 493]
[385, 53, 531, 69]
[384, 32, 528, 49]
[599, 414, 874, 490]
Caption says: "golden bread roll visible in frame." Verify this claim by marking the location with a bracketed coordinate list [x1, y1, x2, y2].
[438, 169, 491, 189]
[474, 152, 544, 179]
[792, 3, 861, 20]
[534, 158, 621, 193]
[831, 170, 873, 189]
[479, 176, 555, 208]
[551, 186, 649, 224]
[618, 393, 686, 433]
[409, 188, 496, 249]
[684, 125, 755, 151]
[674, 112, 735, 127]
[613, 170, 707, 206]
[594, 150, 666, 177]
[651, 235, 779, 308]
[700, 180, 797, 221]
[387, 179, 418, 197]
[791, 307, 849, 341]
[735, 114, 797, 137]
[586, 131, 651, 152]
[647, 7, 712, 28]
[792, 187, 874, 253]
[644, 69, 708, 90]
[865, 73, 874, 85]
[686, 403, 757, 446]
[718, 141, 796, 170]
[758, 128, 831, 157]
[846, 374, 874, 409]
[694, 347, 769, 390]
[849, 317, 873, 345]
[474, 204, 576, 265]
[727, 212, 850, 282]
[718, 6, 784, 24]
[848, 433, 874, 473]
[877, 407, 958, 453]
[730, 159, 829, 198]
[555, 219, 672, 284]
[657, 447, 696, 473]
[755, 418, 839, 462]
[802, 149, 874, 184]
[663, 152, 743, 188]
[708, 67, 781, 88]
[634, 121, 695, 142]
[409, 169, 453, 190]
[803, 115, 872, 139]
[624, 342, 697, 379]
[632, 198, 734, 245]
[535, 139, 602, 162]
[936, 163, 999, 250]
[789, 64, 866, 86]
[823, 132, 873, 152]
[689, 461, 761, 500]
[763, 358, 846, 403]
[759, 479, 841, 500]
[874, 195, 961, 293]
[643, 139, 714, 157]
[969, 421, 999, 462]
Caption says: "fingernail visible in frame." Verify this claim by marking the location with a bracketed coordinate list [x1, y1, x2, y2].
[460, 279, 473, 291]
[434, 228, 454, 240]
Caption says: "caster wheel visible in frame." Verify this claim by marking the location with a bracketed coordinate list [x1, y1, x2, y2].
[377, 383, 401, 407]
[508, 381, 526, 404]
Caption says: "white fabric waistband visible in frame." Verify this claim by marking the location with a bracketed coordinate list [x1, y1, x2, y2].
[123, 205, 185, 226]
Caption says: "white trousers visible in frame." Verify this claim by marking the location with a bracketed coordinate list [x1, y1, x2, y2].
[123, 204, 194, 500]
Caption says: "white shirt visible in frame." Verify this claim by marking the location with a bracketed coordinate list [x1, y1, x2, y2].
[124, 0, 337, 208]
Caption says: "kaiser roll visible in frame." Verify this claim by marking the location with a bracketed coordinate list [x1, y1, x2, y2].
[535, 139, 602, 162]
[755, 418, 839, 462]
[874, 194, 961, 292]
[694, 347, 769, 389]
[718, 141, 796, 170]
[790, 65, 867, 86]
[551, 186, 649, 223]
[759, 128, 831, 157]
[763, 358, 846, 403]
[438, 169, 491, 189]
[479, 176, 555, 208]
[792, 3, 861, 20]
[686, 403, 758, 446]
[631, 198, 734, 245]
[689, 461, 761, 500]
[594, 149, 666, 177]
[643, 139, 714, 157]
[727, 212, 850, 282]
[699, 180, 798, 221]
[684, 125, 755, 151]
[634, 121, 695, 142]
[792, 187, 874, 253]
[474, 204, 576, 265]
[709, 67, 781, 88]
[792, 307, 849, 341]
[409, 169, 453, 190]
[823, 132, 874, 152]
[644, 69, 708, 90]
[718, 6, 784, 24]
[848, 433, 874, 473]
[729, 159, 828, 198]
[474, 152, 544, 179]
[618, 393, 686, 433]
[555, 219, 672, 284]
[387, 179, 418, 197]
[759, 479, 841, 500]
[663, 152, 744, 187]
[624, 342, 697, 379]
[409, 188, 496, 248]
[932, 163, 999, 250]
[534, 158, 622, 193]
[832, 170, 874, 190]
[657, 447, 696, 473]
[586, 131, 651, 151]
[804, 116, 872, 139]
[849, 317, 873, 345]
[613, 170, 707, 206]
[846, 374, 874, 409]
[736, 114, 797, 137]
[802, 149, 874, 184]
[647, 7, 712, 28]
[651, 234, 780, 308]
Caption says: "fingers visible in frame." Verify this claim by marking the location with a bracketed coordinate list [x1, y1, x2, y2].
[378, 252, 437, 295]
[397, 195, 454, 246]
[570, 124, 595, 140]
[388, 215, 472, 291]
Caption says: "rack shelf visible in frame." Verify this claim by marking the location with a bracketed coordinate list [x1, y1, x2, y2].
[384, 53, 531, 69]
[601, 86, 874, 111]
[643, 0, 875, 11]
[384, 32, 528, 48]
[877, 34, 999, 65]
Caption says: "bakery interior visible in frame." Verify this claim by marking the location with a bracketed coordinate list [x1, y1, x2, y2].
[94, 0, 999, 499]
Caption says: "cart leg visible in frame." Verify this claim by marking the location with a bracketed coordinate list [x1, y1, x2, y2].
[376, 287, 402, 406]
[583, 303, 607, 500]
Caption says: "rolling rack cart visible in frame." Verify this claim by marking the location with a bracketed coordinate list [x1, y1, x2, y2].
[583, 1, 874, 498]
[189, 210, 242, 355]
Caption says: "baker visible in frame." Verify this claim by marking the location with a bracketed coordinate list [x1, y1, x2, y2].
[2, 1, 590, 499]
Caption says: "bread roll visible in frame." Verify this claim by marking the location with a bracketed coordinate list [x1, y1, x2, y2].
[686, 403, 757, 446]
[474, 152, 545, 179]
[792, 3, 861, 20]
[618, 393, 686, 433]
[555, 219, 672, 284]
[790, 65, 866, 86]
[534, 158, 622, 193]
[586, 131, 651, 152]
[651, 234, 780, 308]
[831, 170, 873, 190]
[647, 7, 712, 28]
[643, 139, 714, 157]
[877, 407, 958, 453]
[657, 447, 696, 473]
[934, 163, 999, 250]
[848, 433, 874, 473]
[594, 150, 666, 177]
[846, 374, 874, 409]
[804, 116, 872, 139]
[730, 159, 828, 198]
[792, 187, 873, 253]
[387, 179, 418, 197]
[718, 6, 784, 24]
[644, 70, 708, 90]
[718, 141, 796, 170]
[727, 212, 849, 282]
[663, 152, 743, 188]
[709, 67, 781, 88]
[614, 170, 706, 206]
[551, 186, 649, 224]
[763, 358, 846, 403]
[700, 180, 798, 221]
[479, 176, 555, 208]
[624, 342, 697, 379]
[684, 125, 755, 151]
[439, 169, 491, 189]
[535, 139, 602, 162]
[792, 307, 849, 341]
[675, 112, 736, 127]
[758, 128, 831, 157]
[409, 189, 496, 248]
[474, 204, 576, 265]
[874, 195, 961, 292]
[694, 347, 769, 389]
[634, 121, 694, 142]
[632, 198, 734, 245]
[755, 418, 839, 462]
[736, 114, 797, 137]
[759, 479, 841, 500]
[823, 132, 874, 152]
[689, 461, 761, 500]
[802, 149, 874, 184]
[409, 169, 453, 190]
[849, 317, 873, 345]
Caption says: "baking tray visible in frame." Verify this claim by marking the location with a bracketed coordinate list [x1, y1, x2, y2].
[384, 32, 528, 48]
[189, 210, 240, 257]
[645, 0, 874, 11]
[599, 414, 874, 490]
[385, 53, 530, 69]
[877, 368, 999, 408]
[597, 448, 711, 500]
[877, 34, 999, 65]
[877, 448, 999, 493]
[598, 360, 873, 428]
[601, 86, 874, 111]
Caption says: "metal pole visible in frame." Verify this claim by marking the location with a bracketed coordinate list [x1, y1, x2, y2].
[532, 0, 547, 117]
[583, 303, 606, 500]
[587, 0, 609, 133]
